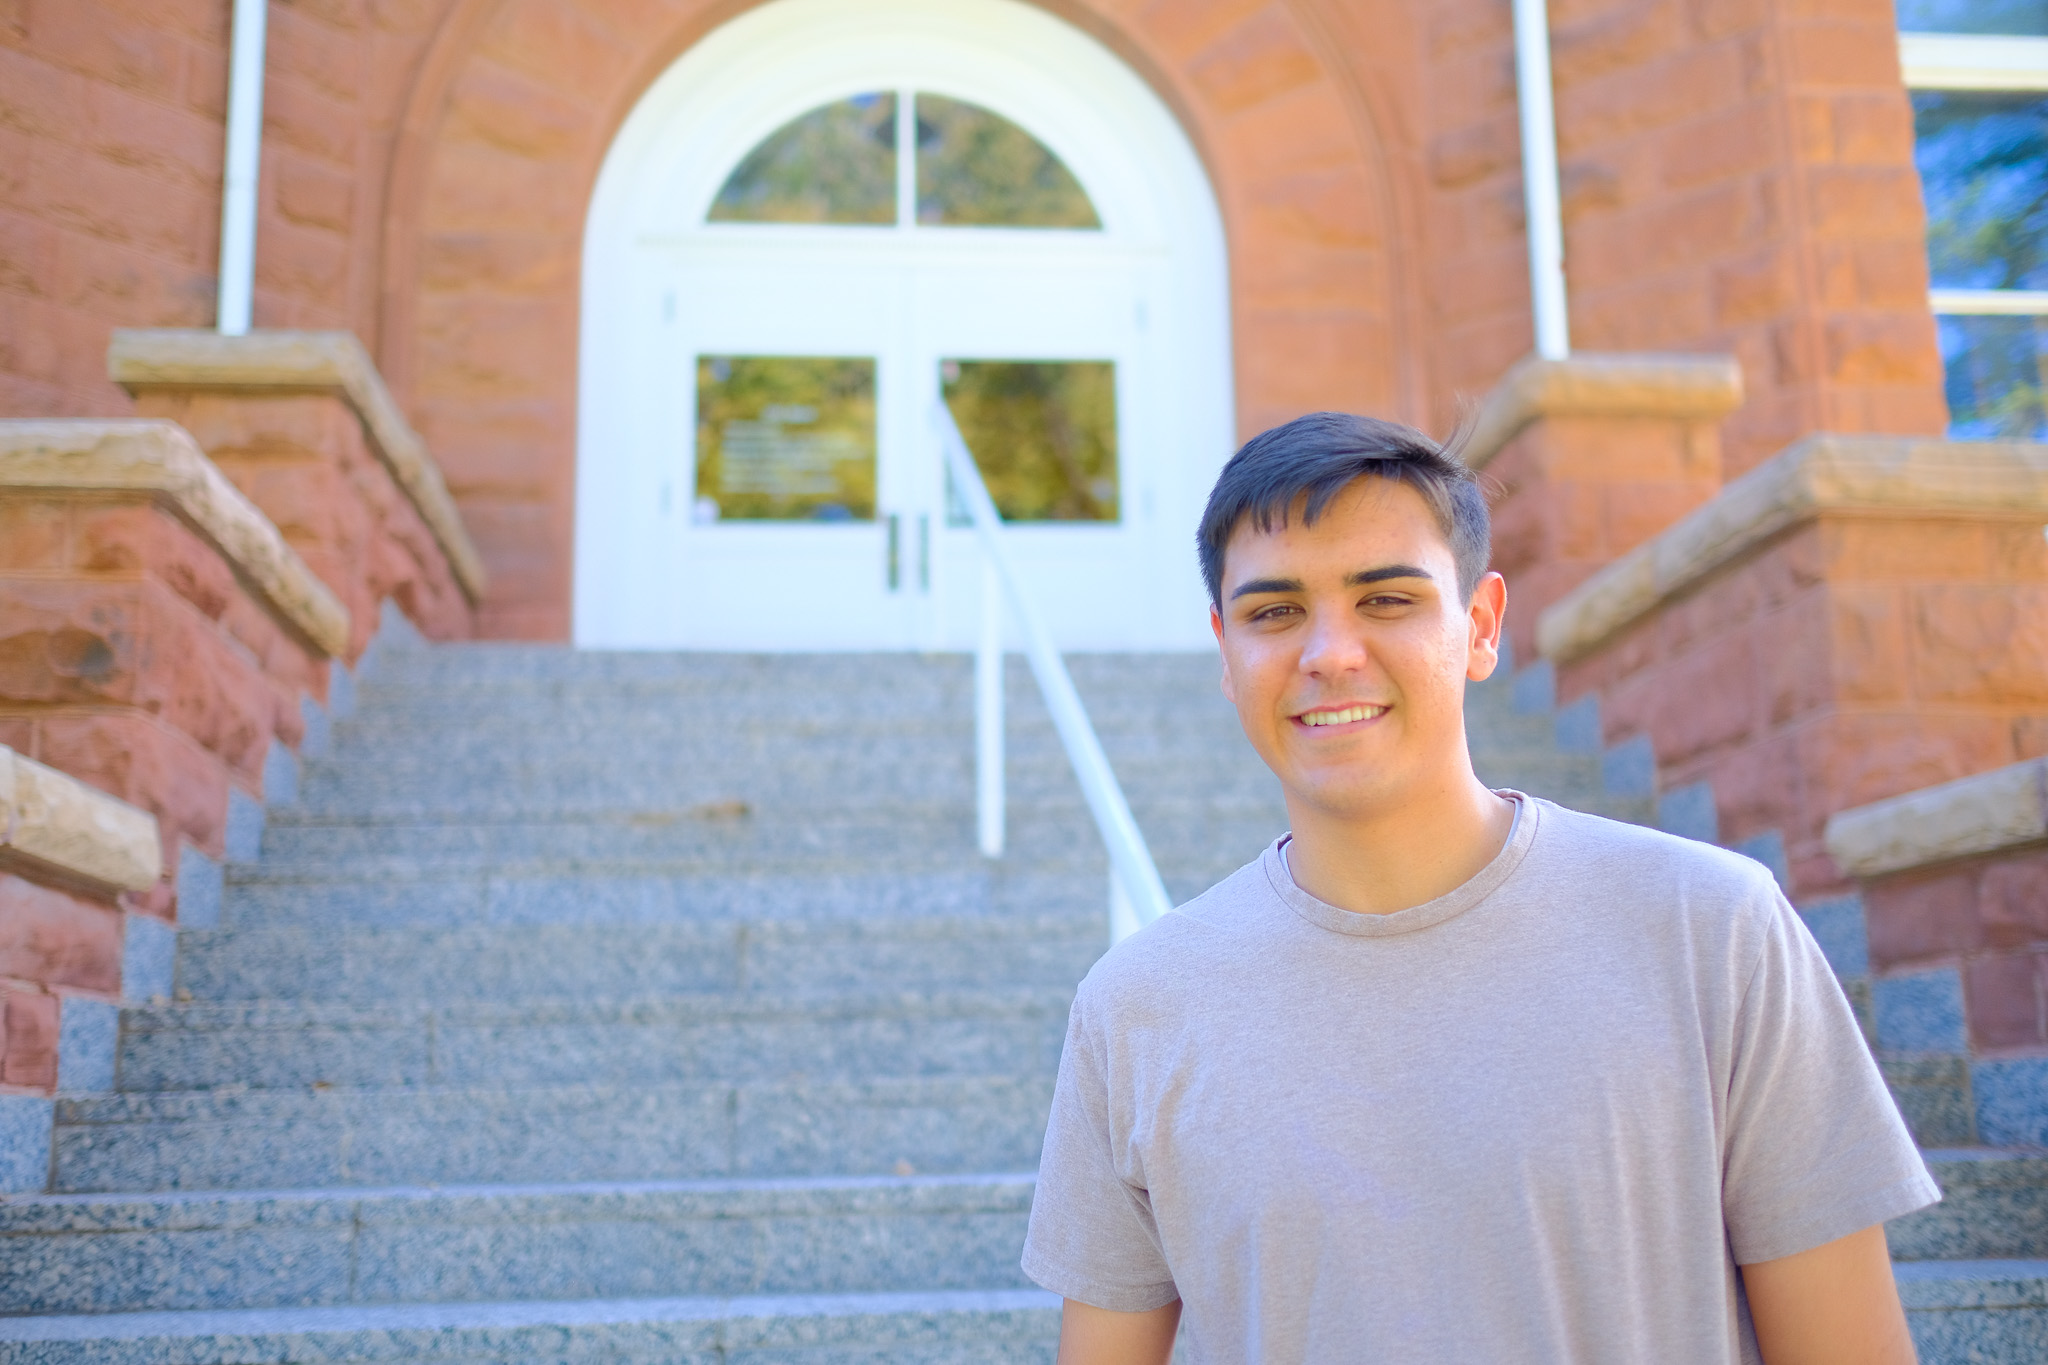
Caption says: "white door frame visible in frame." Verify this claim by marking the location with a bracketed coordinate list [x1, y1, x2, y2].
[575, 0, 1233, 650]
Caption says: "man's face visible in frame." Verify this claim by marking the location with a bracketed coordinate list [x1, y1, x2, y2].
[1210, 476, 1505, 822]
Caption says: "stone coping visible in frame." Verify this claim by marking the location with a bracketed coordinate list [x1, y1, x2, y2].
[1460, 351, 1745, 470]
[1536, 434, 2048, 664]
[108, 329, 488, 603]
[0, 420, 352, 657]
[0, 744, 160, 893]
[1826, 758, 2048, 879]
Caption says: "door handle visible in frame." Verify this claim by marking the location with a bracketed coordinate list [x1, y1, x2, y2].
[886, 513, 901, 591]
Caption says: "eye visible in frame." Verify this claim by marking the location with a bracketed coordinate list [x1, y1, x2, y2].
[1248, 602, 1301, 623]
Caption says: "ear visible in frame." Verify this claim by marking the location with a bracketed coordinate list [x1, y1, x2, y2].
[1465, 571, 1507, 683]
[1211, 604, 1238, 703]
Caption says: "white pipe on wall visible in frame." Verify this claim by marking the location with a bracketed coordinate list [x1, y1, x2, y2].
[1512, 0, 1571, 360]
[216, 0, 269, 335]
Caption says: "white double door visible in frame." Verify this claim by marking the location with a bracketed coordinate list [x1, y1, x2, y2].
[649, 235, 1165, 651]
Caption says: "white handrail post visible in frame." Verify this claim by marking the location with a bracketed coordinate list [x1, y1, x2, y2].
[1108, 868, 1140, 946]
[217, 0, 269, 336]
[934, 404, 1173, 934]
[976, 555, 1005, 858]
[1512, 0, 1571, 360]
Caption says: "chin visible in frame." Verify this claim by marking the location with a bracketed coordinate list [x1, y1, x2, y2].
[1290, 772, 1403, 822]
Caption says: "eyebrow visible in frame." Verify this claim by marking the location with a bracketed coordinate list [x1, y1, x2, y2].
[1228, 564, 1433, 600]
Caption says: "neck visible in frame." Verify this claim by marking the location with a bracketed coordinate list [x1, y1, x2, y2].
[1282, 756, 1516, 916]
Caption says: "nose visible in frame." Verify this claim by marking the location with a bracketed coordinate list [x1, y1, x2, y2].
[1296, 604, 1370, 679]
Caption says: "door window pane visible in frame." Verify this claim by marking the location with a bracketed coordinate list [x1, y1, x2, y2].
[1914, 91, 2048, 290]
[1897, 0, 2048, 34]
[916, 95, 1100, 228]
[943, 360, 1117, 521]
[1940, 314, 2048, 437]
[709, 95, 897, 224]
[695, 356, 877, 521]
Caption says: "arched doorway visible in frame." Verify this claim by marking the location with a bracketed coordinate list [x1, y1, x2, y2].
[575, 0, 1232, 650]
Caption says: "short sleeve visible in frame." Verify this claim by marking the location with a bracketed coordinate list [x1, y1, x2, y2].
[1021, 982, 1181, 1311]
[1721, 886, 1941, 1264]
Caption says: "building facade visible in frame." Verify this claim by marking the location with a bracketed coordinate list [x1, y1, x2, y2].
[5, 0, 2000, 642]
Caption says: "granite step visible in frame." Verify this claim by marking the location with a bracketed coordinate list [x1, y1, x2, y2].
[287, 751, 1278, 817]
[1889, 1152, 2048, 1262]
[0, 1287, 1061, 1364]
[252, 795, 1279, 855]
[177, 914, 1105, 1003]
[53, 1075, 1053, 1193]
[114, 987, 1073, 1093]
[0, 1173, 1038, 1316]
[1897, 1260, 2048, 1364]
[214, 869, 1095, 931]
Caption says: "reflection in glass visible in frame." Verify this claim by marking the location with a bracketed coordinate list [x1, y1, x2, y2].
[695, 357, 877, 520]
[916, 95, 1101, 228]
[943, 360, 1117, 521]
[1896, 0, 2048, 34]
[1939, 315, 2047, 438]
[1914, 91, 2047, 290]
[709, 95, 896, 224]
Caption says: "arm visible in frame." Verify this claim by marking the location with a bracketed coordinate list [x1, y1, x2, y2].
[1057, 1298, 1181, 1365]
[1742, 1224, 1916, 1365]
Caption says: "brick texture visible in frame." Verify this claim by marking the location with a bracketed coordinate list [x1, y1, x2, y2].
[1, 0, 1954, 641]
[0, 491, 329, 937]
[1486, 409, 1725, 664]
[1864, 847, 2048, 1056]
[1560, 515, 2048, 901]
[126, 389, 473, 653]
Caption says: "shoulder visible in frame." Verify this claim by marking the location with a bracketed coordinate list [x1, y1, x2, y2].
[1071, 853, 1277, 1026]
[1524, 799, 1784, 936]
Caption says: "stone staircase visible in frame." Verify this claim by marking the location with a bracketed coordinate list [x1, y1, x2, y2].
[0, 644, 2036, 1361]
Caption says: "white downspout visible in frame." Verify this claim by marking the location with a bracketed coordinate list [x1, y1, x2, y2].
[216, 0, 269, 335]
[1512, 0, 1571, 360]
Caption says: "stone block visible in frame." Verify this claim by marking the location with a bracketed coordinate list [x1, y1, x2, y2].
[1976, 1056, 2048, 1149]
[55, 996, 116, 1093]
[120, 911, 174, 1004]
[0, 1093, 51, 1193]
[110, 330, 486, 612]
[0, 744, 159, 893]
[1873, 966, 1968, 1054]
[1656, 781, 1718, 844]
[1981, 852, 2048, 951]
[1865, 863, 1983, 972]
[172, 844, 221, 930]
[225, 788, 265, 863]
[0, 422, 351, 656]
[1966, 952, 2048, 1054]
[33, 710, 231, 862]
[1799, 893, 1870, 979]
[0, 984, 60, 1089]
[0, 874, 121, 995]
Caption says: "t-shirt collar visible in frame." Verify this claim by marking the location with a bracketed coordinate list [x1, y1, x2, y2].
[1264, 790, 1539, 937]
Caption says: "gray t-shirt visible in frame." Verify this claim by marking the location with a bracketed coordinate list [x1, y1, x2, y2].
[1022, 795, 1938, 1364]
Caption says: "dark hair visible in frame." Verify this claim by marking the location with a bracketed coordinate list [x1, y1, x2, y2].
[1196, 411, 1491, 606]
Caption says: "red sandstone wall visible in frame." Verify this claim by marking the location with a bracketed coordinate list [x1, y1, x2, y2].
[1416, 0, 1946, 474]
[1560, 514, 2048, 898]
[1, 0, 1952, 639]
[1864, 846, 2048, 1055]
[0, 0, 454, 411]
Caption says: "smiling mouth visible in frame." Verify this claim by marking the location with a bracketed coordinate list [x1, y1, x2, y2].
[1296, 703, 1388, 727]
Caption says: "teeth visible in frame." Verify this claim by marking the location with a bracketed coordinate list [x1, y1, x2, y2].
[1302, 704, 1381, 727]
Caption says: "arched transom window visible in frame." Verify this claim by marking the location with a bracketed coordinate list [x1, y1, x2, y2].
[577, 0, 1232, 652]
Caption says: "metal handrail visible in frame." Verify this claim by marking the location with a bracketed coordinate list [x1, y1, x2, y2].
[934, 404, 1174, 935]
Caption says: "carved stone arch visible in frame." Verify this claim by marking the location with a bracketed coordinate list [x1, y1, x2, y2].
[379, 0, 1424, 638]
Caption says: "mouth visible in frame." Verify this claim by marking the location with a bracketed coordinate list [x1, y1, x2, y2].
[1294, 702, 1389, 729]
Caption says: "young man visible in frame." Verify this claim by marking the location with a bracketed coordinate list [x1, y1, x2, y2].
[1021, 413, 1937, 1364]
